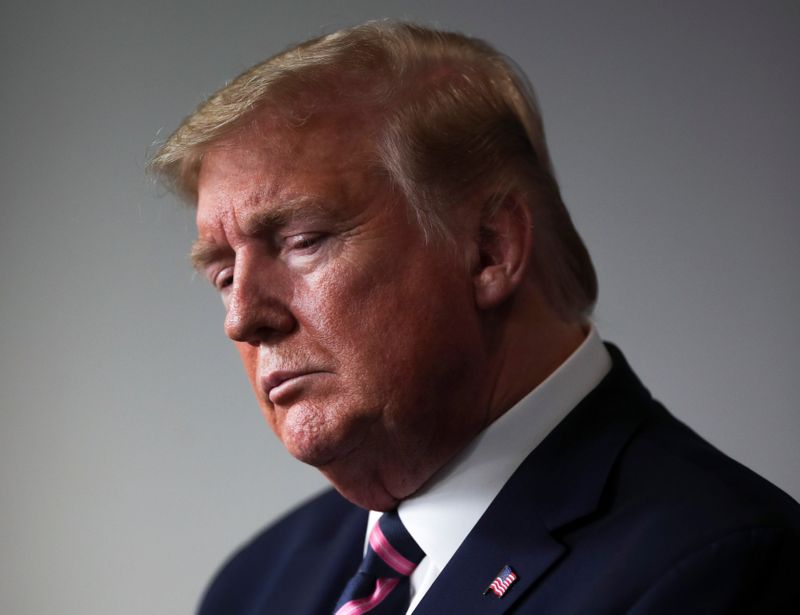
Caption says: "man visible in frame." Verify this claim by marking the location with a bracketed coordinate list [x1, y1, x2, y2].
[151, 21, 799, 614]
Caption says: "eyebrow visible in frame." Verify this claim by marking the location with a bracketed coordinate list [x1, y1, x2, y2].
[189, 196, 339, 271]
[239, 196, 334, 236]
[190, 240, 232, 272]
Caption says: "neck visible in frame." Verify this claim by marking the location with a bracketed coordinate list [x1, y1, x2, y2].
[483, 285, 588, 425]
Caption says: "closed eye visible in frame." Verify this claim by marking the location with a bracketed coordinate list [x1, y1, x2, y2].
[284, 233, 327, 253]
[212, 266, 234, 291]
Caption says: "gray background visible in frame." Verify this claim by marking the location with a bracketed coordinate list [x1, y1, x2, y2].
[2, 1, 798, 613]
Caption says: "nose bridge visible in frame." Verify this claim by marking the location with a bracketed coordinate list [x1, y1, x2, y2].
[224, 249, 294, 344]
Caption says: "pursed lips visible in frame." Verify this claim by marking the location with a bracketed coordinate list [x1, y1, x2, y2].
[262, 370, 325, 404]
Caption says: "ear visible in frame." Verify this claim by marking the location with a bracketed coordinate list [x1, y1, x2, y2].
[472, 194, 533, 310]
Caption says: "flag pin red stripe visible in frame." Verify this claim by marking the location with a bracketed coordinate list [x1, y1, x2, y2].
[483, 565, 518, 598]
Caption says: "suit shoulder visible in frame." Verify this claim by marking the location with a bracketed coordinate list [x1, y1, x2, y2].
[626, 524, 800, 613]
[621, 401, 800, 531]
[582, 399, 800, 605]
[198, 489, 366, 614]
[249, 487, 363, 549]
[537, 362, 800, 612]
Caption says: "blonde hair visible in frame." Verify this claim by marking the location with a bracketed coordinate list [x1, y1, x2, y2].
[150, 21, 597, 320]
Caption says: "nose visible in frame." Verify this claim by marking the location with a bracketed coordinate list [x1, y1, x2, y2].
[223, 252, 296, 346]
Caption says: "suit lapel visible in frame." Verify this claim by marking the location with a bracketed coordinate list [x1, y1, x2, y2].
[412, 346, 651, 614]
[412, 499, 564, 614]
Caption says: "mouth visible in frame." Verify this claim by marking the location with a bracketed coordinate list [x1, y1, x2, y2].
[262, 370, 325, 404]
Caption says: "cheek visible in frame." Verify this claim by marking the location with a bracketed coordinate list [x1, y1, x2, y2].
[320, 264, 471, 372]
[291, 262, 380, 346]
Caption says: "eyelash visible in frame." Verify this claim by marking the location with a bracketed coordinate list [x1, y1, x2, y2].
[213, 267, 234, 291]
[284, 233, 326, 252]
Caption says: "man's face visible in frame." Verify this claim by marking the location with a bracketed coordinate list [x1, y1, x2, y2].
[194, 112, 491, 509]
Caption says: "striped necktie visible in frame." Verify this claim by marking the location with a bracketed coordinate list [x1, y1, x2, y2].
[333, 509, 425, 615]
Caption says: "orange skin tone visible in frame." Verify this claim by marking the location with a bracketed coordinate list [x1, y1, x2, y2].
[193, 110, 584, 510]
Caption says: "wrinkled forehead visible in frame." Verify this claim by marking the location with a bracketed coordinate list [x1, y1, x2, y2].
[194, 106, 395, 232]
[184, 88, 386, 203]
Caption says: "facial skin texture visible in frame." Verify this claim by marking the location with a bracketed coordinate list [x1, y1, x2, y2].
[194, 103, 588, 511]
[194, 111, 499, 511]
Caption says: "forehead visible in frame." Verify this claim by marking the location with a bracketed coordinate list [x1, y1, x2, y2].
[195, 109, 383, 231]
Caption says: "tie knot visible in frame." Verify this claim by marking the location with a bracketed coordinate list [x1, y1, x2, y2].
[363, 510, 425, 578]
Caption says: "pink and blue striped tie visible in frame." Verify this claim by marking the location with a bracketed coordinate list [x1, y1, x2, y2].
[333, 510, 425, 615]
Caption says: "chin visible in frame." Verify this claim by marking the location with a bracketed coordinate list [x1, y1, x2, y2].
[282, 433, 339, 467]
[277, 399, 375, 463]
[277, 418, 358, 469]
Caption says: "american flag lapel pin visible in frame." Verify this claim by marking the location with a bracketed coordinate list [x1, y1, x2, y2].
[483, 564, 518, 598]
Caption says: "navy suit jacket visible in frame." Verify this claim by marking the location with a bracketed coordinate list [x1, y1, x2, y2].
[199, 347, 800, 613]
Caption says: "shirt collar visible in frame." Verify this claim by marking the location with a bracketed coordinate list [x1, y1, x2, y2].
[368, 326, 611, 572]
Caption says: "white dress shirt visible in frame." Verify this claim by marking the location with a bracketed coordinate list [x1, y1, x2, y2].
[365, 326, 611, 613]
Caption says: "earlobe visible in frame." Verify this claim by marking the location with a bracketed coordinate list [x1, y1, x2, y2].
[473, 195, 533, 310]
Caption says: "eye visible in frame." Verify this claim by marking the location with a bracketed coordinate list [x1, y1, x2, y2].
[212, 266, 234, 291]
[284, 233, 326, 253]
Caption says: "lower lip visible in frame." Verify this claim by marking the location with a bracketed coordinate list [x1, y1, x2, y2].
[268, 372, 323, 404]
